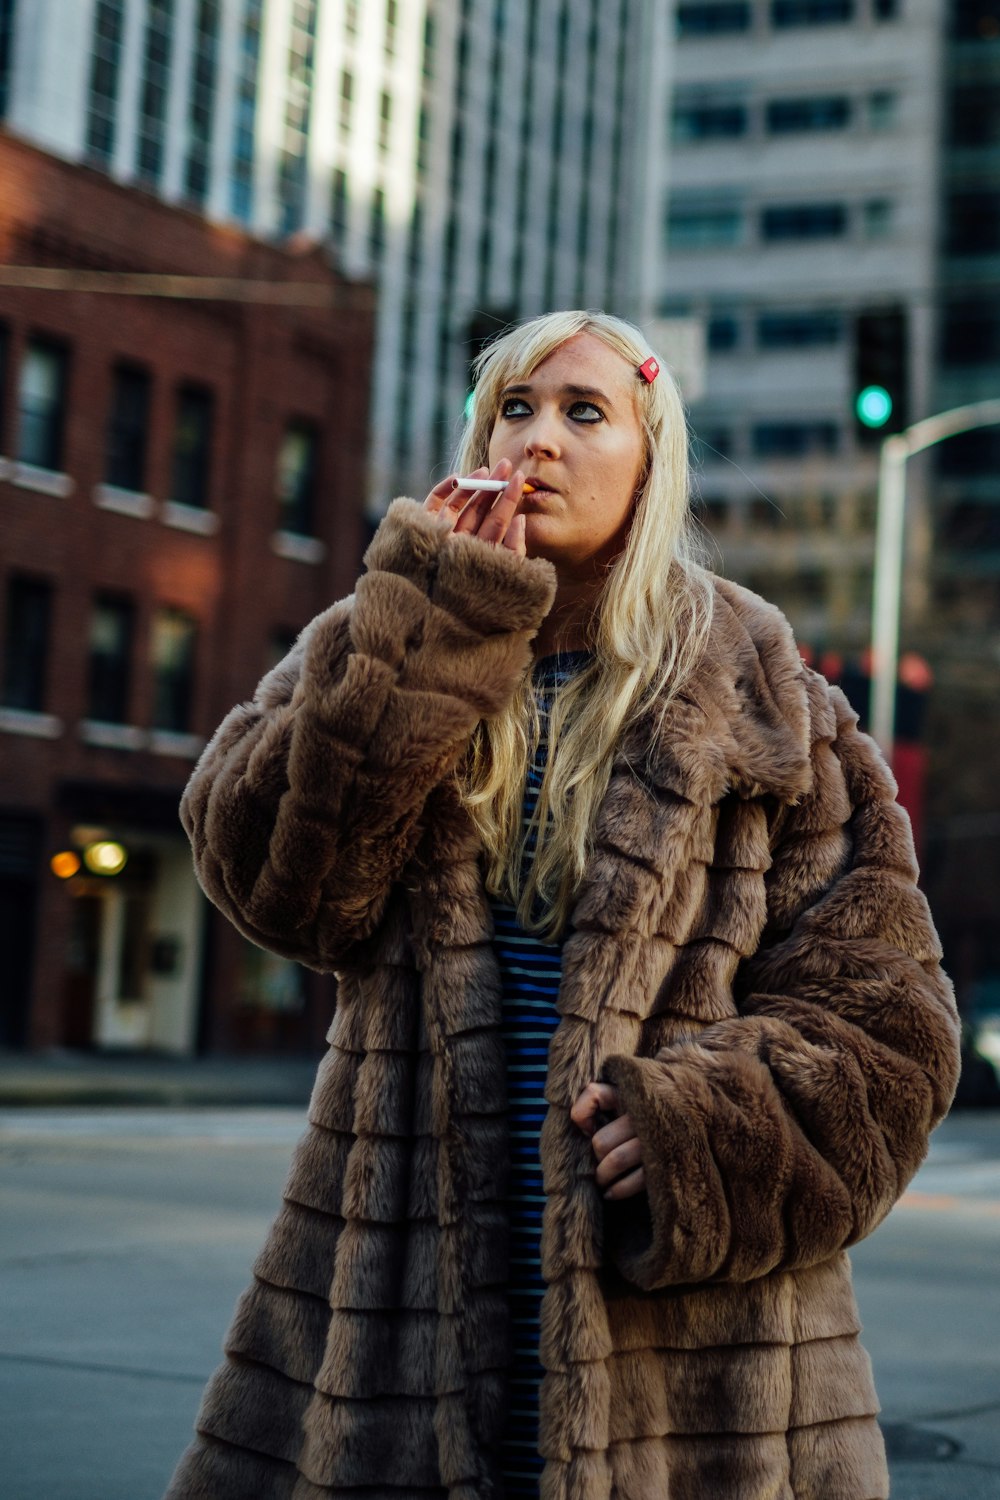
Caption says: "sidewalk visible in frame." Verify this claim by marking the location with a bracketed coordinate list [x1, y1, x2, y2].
[0, 1049, 320, 1108]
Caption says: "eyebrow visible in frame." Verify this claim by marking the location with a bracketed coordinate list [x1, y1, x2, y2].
[501, 382, 615, 407]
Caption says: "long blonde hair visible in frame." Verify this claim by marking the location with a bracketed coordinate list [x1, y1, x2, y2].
[455, 310, 716, 939]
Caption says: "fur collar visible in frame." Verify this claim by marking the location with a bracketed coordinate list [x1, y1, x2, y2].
[623, 573, 815, 808]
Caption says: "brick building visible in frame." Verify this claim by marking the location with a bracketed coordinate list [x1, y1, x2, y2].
[0, 131, 375, 1055]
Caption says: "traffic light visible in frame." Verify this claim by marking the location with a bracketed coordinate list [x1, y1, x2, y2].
[853, 307, 908, 444]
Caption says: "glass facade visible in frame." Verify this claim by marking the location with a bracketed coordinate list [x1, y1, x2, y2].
[184, 0, 221, 205]
[0, 0, 15, 120]
[86, 0, 125, 165]
[136, 0, 175, 185]
[277, 0, 318, 236]
[231, 0, 263, 222]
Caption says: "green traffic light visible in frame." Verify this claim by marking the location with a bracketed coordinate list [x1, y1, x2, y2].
[856, 385, 893, 428]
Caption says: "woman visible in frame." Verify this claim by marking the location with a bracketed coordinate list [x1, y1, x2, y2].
[165, 310, 960, 1500]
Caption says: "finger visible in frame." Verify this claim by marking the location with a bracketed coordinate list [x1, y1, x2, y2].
[439, 466, 488, 529]
[423, 475, 459, 514]
[503, 511, 526, 556]
[476, 469, 524, 545]
[591, 1112, 635, 1161]
[570, 1081, 619, 1133]
[453, 458, 513, 534]
[603, 1165, 646, 1201]
[595, 1138, 643, 1190]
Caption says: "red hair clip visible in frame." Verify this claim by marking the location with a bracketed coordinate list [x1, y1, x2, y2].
[638, 355, 660, 383]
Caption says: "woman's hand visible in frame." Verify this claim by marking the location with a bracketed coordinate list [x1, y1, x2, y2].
[422, 458, 527, 556]
[571, 1081, 646, 1200]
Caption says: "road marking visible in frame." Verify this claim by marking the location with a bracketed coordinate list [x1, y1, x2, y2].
[900, 1190, 1000, 1217]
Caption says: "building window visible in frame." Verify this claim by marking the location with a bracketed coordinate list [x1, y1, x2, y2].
[668, 199, 744, 248]
[863, 198, 893, 237]
[757, 310, 843, 346]
[276, 421, 318, 536]
[136, 0, 175, 185]
[105, 363, 151, 492]
[171, 385, 214, 508]
[947, 85, 1000, 146]
[949, 0, 1000, 40]
[88, 593, 135, 724]
[691, 426, 736, 463]
[868, 90, 899, 130]
[231, 0, 263, 222]
[771, 0, 853, 23]
[766, 96, 851, 133]
[416, 101, 430, 176]
[369, 185, 387, 259]
[385, 0, 398, 54]
[151, 606, 197, 732]
[2, 574, 53, 712]
[752, 421, 840, 456]
[761, 202, 848, 240]
[267, 627, 298, 671]
[708, 314, 741, 351]
[277, 0, 318, 235]
[935, 428, 1000, 478]
[184, 0, 221, 205]
[85, 0, 126, 164]
[676, 2, 752, 35]
[339, 68, 353, 133]
[873, 0, 899, 17]
[17, 338, 70, 472]
[673, 101, 749, 141]
[945, 192, 1000, 255]
[345, 0, 360, 35]
[941, 500, 1000, 551]
[941, 301, 1000, 365]
[330, 166, 349, 245]
[378, 89, 392, 153]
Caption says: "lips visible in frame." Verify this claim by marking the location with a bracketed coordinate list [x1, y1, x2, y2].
[524, 477, 556, 493]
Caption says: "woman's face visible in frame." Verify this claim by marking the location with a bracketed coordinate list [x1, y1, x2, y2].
[486, 331, 647, 576]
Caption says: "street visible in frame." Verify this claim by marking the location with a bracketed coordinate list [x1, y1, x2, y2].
[1, 1107, 998, 1500]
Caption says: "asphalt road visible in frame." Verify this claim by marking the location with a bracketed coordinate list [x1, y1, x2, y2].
[1, 1107, 998, 1500]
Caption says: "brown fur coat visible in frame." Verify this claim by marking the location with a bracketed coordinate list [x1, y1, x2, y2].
[166, 498, 960, 1500]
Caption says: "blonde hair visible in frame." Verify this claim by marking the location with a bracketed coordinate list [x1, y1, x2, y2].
[455, 309, 716, 939]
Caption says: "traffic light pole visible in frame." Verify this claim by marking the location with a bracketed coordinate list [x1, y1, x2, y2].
[870, 398, 1000, 758]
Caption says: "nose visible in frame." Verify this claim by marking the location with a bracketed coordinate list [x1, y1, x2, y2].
[522, 408, 561, 461]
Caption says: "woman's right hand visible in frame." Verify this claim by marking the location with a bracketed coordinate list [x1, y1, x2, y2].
[422, 458, 527, 556]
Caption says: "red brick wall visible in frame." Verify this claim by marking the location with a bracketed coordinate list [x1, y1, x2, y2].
[0, 131, 375, 1052]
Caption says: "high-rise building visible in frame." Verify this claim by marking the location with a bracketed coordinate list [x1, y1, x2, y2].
[0, 0, 668, 514]
[660, 0, 942, 651]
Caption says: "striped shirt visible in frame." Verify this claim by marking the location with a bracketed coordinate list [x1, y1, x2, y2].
[489, 650, 592, 1495]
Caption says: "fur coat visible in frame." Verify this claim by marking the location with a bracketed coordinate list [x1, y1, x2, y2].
[166, 497, 960, 1500]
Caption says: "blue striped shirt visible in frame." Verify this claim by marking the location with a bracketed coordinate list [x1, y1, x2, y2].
[490, 650, 592, 1494]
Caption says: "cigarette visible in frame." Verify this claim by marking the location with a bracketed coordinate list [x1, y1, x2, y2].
[454, 477, 536, 493]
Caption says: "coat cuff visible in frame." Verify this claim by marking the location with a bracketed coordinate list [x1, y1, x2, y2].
[363, 496, 557, 637]
[600, 1051, 731, 1291]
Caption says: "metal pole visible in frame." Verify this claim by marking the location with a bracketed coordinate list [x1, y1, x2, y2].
[871, 436, 908, 758]
[868, 399, 1000, 762]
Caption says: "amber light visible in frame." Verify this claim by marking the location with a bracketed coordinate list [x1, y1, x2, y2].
[50, 851, 82, 879]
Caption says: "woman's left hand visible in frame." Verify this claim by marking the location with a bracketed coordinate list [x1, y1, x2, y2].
[570, 1082, 646, 1200]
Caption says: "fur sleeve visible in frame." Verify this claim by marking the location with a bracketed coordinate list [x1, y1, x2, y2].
[602, 674, 961, 1291]
[179, 497, 556, 971]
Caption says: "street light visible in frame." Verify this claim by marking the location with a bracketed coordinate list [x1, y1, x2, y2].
[870, 399, 1000, 758]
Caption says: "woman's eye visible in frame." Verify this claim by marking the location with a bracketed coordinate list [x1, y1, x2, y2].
[500, 397, 531, 418]
[568, 401, 604, 423]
